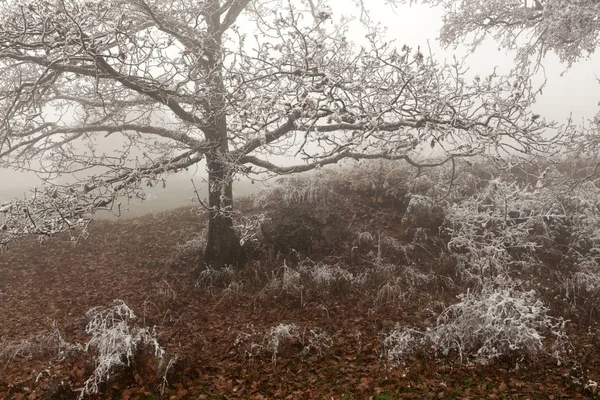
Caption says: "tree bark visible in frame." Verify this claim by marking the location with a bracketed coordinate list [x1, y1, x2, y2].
[203, 153, 245, 269]
[201, 1, 244, 269]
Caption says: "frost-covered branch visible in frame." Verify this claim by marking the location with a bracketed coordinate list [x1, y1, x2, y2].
[406, 0, 600, 67]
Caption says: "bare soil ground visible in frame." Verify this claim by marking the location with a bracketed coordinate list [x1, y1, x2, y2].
[0, 199, 598, 399]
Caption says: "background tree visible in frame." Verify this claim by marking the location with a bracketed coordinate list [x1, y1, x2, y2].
[407, 0, 600, 66]
[406, 0, 600, 157]
[0, 0, 555, 268]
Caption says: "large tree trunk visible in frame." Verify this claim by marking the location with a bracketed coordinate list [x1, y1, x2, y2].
[203, 153, 245, 269]
[201, 3, 244, 269]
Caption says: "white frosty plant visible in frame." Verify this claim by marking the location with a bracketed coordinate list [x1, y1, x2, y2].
[80, 300, 164, 397]
[264, 323, 299, 363]
[383, 284, 568, 365]
[432, 285, 565, 364]
[235, 323, 332, 363]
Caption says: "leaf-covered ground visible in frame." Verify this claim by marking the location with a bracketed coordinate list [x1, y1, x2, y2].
[2, 162, 600, 399]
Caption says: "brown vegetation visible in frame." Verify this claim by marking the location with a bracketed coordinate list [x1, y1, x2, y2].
[1, 159, 600, 399]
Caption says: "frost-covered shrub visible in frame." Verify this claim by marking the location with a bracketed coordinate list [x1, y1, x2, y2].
[235, 323, 332, 363]
[302, 328, 333, 356]
[373, 264, 434, 305]
[264, 259, 366, 301]
[265, 261, 303, 296]
[563, 269, 600, 319]
[382, 284, 567, 365]
[549, 182, 600, 317]
[382, 326, 425, 366]
[252, 169, 340, 208]
[451, 160, 496, 200]
[445, 169, 600, 324]
[234, 212, 270, 247]
[375, 277, 405, 305]
[445, 179, 543, 283]
[264, 323, 299, 363]
[356, 231, 375, 251]
[195, 265, 235, 289]
[81, 300, 164, 397]
[0, 324, 82, 365]
[362, 233, 415, 264]
[431, 285, 565, 364]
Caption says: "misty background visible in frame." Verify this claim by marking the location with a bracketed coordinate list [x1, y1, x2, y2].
[1, 2, 599, 219]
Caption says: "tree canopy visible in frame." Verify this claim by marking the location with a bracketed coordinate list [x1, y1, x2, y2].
[409, 0, 600, 67]
[0, 0, 557, 267]
[406, 0, 600, 163]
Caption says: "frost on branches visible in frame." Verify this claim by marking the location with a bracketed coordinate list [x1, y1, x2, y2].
[404, 0, 600, 187]
[408, 0, 600, 66]
[0, 0, 555, 266]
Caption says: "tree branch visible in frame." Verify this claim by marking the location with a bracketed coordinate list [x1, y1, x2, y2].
[240, 150, 477, 175]
[219, 0, 251, 34]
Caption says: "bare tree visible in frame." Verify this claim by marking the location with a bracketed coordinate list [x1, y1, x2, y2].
[406, 0, 600, 67]
[0, 0, 554, 268]
[405, 0, 600, 169]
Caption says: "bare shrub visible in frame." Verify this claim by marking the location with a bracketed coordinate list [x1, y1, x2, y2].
[382, 282, 568, 366]
[0, 324, 82, 365]
[234, 323, 332, 363]
[195, 265, 235, 289]
[381, 326, 425, 366]
[234, 324, 263, 359]
[222, 281, 245, 298]
[154, 279, 176, 303]
[302, 328, 333, 356]
[81, 300, 165, 397]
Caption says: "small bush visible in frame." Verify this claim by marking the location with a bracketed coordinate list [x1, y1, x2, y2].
[264, 260, 303, 298]
[264, 323, 300, 363]
[234, 323, 332, 363]
[373, 264, 433, 305]
[0, 324, 82, 365]
[431, 285, 563, 364]
[195, 265, 235, 289]
[81, 300, 165, 397]
[382, 284, 567, 365]
[382, 326, 424, 366]
[299, 259, 366, 292]
[302, 328, 333, 356]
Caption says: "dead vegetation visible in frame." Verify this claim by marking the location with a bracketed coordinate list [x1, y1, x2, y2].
[2, 158, 600, 398]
